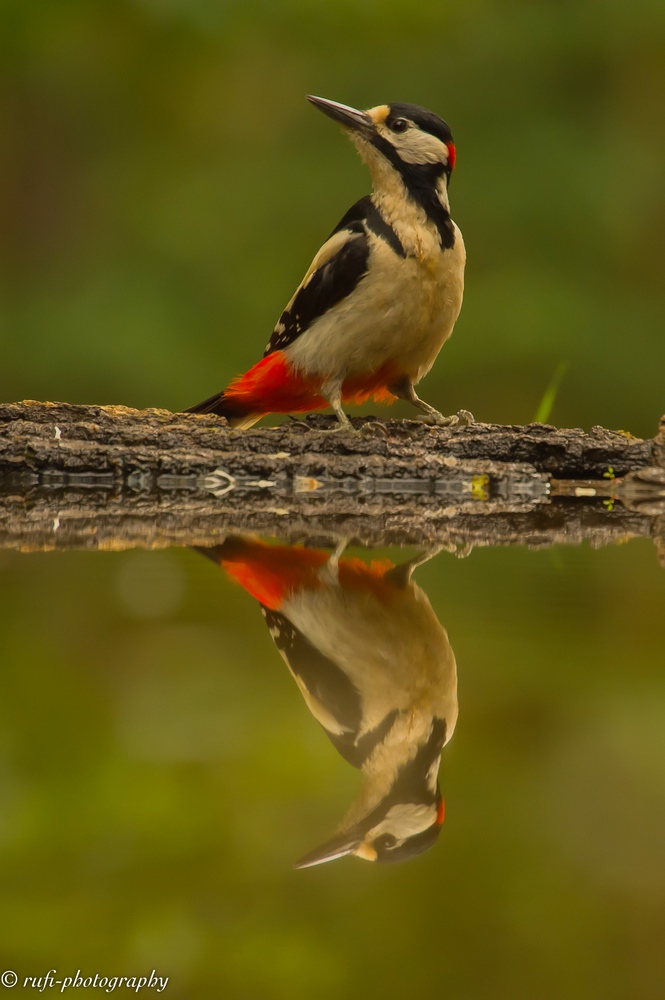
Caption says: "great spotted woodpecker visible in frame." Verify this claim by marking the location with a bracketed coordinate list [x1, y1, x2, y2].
[187, 95, 472, 430]
[197, 537, 458, 866]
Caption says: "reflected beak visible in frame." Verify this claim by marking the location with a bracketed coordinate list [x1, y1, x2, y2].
[307, 95, 373, 133]
[293, 832, 362, 869]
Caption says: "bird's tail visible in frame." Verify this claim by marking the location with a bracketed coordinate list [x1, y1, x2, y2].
[184, 388, 263, 430]
[185, 351, 328, 428]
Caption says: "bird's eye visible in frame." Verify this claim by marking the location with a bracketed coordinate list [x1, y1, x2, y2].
[375, 833, 397, 851]
[390, 118, 409, 134]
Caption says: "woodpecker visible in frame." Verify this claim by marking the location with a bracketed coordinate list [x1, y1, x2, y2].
[197, 536, 459, 866]
[187, 95, 471, 430]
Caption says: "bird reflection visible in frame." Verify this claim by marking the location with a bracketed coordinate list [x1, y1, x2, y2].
[197, 537, 458, 867]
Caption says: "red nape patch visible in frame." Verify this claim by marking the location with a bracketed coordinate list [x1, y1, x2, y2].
[225, 352, 327, 415]
[446, 143, 456, 171]
[221, 540, 329, 609]
[436, 798, 446, 826]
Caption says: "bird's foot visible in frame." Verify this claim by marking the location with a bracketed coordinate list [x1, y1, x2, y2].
[359, 420, 389, 437]
[319, 536, 353, 583]
[420, 409, 475, 428]
[324, 422, 360, 434]
[302, 413, 358, 433]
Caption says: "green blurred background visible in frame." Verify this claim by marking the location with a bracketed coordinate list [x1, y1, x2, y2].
[1, 0, 663, 433]
[1, 1, 665, 997]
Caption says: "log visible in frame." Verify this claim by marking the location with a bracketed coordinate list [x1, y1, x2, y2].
[0, 401, 658, 480]
[1, 401, 663, 561]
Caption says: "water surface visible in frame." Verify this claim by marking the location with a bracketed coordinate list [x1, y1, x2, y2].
[0, 529, 663, 999]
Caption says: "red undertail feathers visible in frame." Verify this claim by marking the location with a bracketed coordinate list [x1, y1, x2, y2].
[200, 538, 398, 609]
[186, 351, 399, 425]
[208, 538, 329, 609]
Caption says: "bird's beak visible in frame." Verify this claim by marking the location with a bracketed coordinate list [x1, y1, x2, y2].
[307, 95, 373, 133]
[293, 831, 363, 869]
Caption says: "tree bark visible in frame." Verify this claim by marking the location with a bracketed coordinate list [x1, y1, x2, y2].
[1, 401, 663, 561]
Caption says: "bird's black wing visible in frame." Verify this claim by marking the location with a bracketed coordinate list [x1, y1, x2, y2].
[260, 606, 364, 756]
[263, 197, 384, 357]
[328, 195, 373, 235]
[260, 606, 407, 770]
[326, 709, 400, 769]
[330, 194, 406, 257]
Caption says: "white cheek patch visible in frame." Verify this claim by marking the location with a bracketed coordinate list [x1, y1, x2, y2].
[373, 803, 436, 840]
[380, 127, 449, 166]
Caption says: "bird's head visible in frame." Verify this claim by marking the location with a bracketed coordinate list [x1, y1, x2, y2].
[294, 788, 446, 869]
[307, 95, 456, 193]
[294, 717, 448, 869]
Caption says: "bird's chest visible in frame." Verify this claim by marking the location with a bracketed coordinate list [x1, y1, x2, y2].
[356, 230, 465, 374]
[389, 241, 453, 318]
[286, 221, 465, 381]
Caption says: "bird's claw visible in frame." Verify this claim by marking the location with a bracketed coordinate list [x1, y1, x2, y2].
[420, 409, 475, 428]
[360, 421, 389, 437]
[324, 423, 358, 434]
